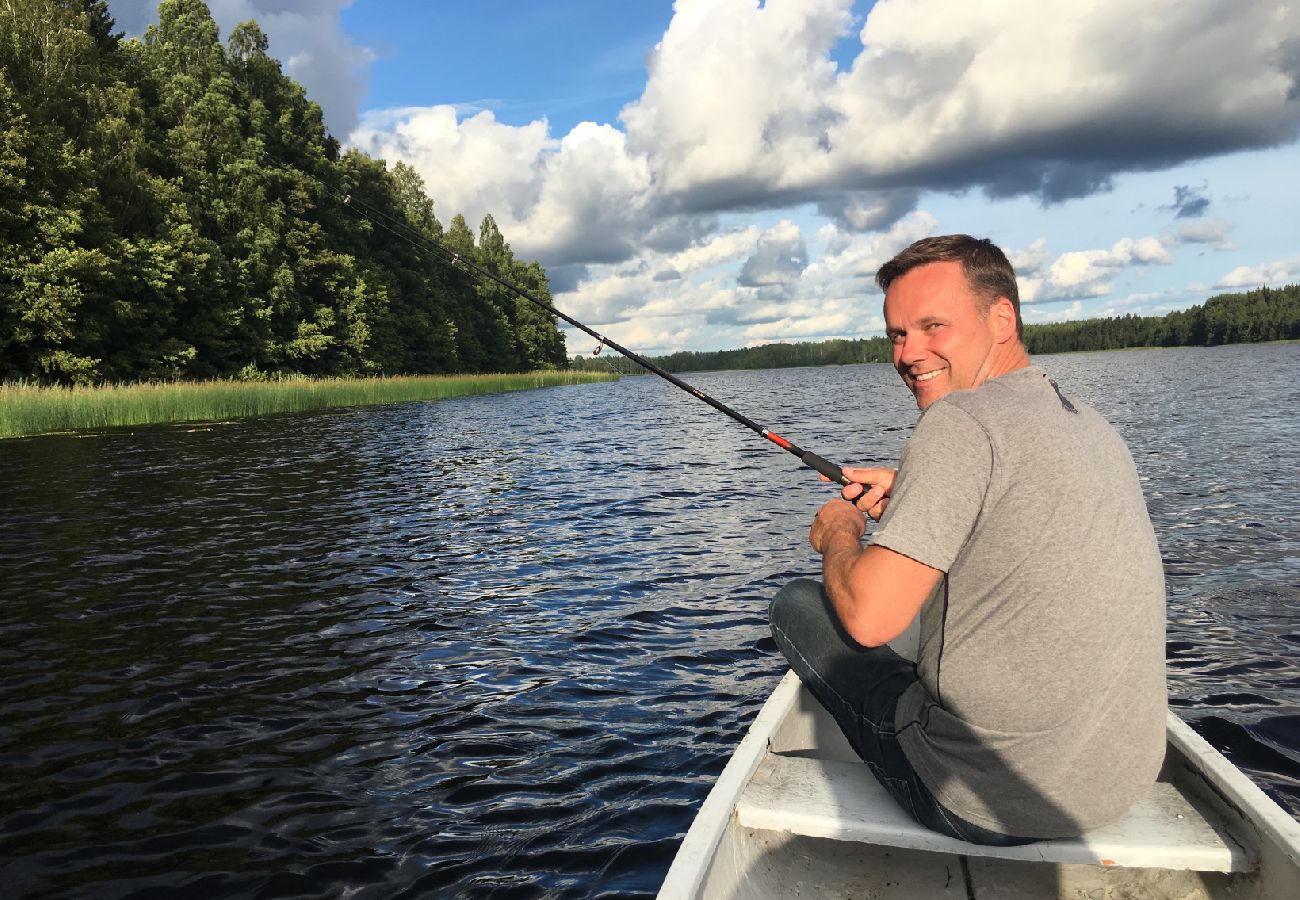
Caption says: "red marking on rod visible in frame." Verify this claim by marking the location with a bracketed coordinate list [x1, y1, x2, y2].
[764, 430, 793, 451]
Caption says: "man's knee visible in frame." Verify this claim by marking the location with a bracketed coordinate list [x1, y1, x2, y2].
[769, 577, 825, 631]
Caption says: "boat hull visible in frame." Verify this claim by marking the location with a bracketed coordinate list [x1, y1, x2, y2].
[659, 671, 1300, 899]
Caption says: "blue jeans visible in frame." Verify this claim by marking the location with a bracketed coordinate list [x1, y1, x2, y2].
[769, 578, 1033, 847]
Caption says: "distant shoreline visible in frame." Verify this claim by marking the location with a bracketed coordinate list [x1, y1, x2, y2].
[573, 337, 1300, 377]
[1035, 337, 1300, 355]
[0, 371, 618, 440]
[572, 285, 1300, 376]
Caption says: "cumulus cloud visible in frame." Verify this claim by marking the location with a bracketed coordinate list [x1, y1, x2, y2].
[350, 108, 552, 228]
[816, 189, 921, 233]
[350, 110, 658, 267]
[1218, 256, 1300, 288]
[620, 0, 852, 206]
[558, 227, 759, 329]
[1017, 237, 1175, 303]
[553, 212, 907, 354]
[743, 308, 863, 342]
[642, 214, 722, 254]
[669, 227, 761, 272]
[1023, 301, 1085, 325]
[1007, 238, 1051, 279]
[737, 221, 808, 290]
[808, 211, 939, 285]
[344, 0, 1300, 278]
[626, 0, 1300, 209]
[109, 0, 373, 135]
[697, 211, 937, 347]
[838, 1, 1299, 196]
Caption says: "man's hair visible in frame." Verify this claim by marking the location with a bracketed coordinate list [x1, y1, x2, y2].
[875, 234, 1023, 339]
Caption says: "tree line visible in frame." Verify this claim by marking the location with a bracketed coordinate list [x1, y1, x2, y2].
[1022, 285, 1300, 354]
[1, 0, 567, 385]
[571, 284, 1300, 375]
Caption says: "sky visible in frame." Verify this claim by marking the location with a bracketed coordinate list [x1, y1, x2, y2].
[109, 0, 1300, 357]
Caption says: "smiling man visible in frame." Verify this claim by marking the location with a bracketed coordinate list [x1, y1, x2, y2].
[769, 235, 1167, 845]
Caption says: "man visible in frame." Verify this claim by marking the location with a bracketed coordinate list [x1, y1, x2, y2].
[769, 235, 1166, 845]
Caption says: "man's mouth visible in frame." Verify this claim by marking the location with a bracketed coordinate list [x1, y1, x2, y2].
[913, 368, 944, 383]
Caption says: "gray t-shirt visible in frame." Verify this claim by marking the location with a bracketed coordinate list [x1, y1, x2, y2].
[870, 366, 1167, 837]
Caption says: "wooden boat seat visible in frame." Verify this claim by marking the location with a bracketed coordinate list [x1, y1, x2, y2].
[736, 754, 1255, 872]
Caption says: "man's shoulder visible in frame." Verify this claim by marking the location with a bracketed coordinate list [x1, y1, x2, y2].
[931, 366, 1053, 421]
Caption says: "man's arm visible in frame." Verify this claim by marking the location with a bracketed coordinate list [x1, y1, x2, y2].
[811, 499, 942, 647]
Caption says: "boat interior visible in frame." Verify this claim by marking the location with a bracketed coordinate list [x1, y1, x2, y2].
[684, 676, 1299, 900]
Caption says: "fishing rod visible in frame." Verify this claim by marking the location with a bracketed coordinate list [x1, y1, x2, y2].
[328, 180, 855, 490]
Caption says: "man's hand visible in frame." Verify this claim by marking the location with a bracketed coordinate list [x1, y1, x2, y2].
[820, 466, 897, 521]
[810, 499, 866, 555]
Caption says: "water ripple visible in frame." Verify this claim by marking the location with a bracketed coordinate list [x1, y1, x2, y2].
[1, 345, 1297, 897]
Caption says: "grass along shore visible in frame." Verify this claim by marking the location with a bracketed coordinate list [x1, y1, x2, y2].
[0, 371, 618, 439]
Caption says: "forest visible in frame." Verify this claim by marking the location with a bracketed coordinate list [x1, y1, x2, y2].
[0, 0, 568, 385]
[571, 284, 1300, 375]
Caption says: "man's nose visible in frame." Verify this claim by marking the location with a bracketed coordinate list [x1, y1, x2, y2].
[897, 332, 926, 364]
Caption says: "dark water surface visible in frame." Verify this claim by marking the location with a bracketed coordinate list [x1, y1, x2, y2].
[2, 344, 1298, 898]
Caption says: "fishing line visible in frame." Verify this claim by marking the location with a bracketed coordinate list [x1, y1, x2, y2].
[316, 173, 854, 489]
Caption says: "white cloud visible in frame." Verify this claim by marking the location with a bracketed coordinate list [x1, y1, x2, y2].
[1010, 236, 1048, 268]
[594, 320, 698, 355]
[624, 0, 1300, 207]
[344, 0, 1300, 282]
[738, 221, 809, 290]
[351, 107, 554, 228]
[516, 122, 655, 265]
[620, 0, 852, 202]
[1217, 256, 1300, 288]
[807, 211, 939, 284]
[834, 1, 1298, 199]
[666, 227, 759, 273]
[744, 310, 860, 341]
[557, 227, 762, 331]
[553, 210, 922, 354]
[1028, 236, 1175, 301]
[350, 109, 662, 268]
[1023, 301, 1085, 325]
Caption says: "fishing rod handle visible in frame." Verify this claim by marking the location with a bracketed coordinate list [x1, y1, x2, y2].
[800, 451, 846, 485]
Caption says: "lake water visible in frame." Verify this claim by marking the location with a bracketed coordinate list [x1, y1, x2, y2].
[1, 344, 1297, 898]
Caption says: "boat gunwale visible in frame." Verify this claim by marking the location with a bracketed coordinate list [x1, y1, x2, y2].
[659, 670, 1300, 898]
[1165, 712, 1300, 871]
[657, 672, 804, 898]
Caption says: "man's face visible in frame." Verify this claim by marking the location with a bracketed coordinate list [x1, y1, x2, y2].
[883, 260, 1003, 410]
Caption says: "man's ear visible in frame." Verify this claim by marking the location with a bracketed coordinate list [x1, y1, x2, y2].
[990, 297, 1018, 343]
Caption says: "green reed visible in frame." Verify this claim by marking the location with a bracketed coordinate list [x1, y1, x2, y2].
[0, 371, 618, 439]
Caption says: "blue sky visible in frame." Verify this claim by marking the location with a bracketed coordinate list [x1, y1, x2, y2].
[111, 1, 1300, 356]
[341, 2, 675, 136]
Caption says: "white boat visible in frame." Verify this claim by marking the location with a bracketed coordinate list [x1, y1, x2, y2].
[659, 668, 1300, 899]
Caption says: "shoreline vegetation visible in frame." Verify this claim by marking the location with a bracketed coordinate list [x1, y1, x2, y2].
[0, 371, 617, 440]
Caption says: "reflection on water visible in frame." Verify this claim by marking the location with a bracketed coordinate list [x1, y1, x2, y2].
[1, 344, 1297, 897]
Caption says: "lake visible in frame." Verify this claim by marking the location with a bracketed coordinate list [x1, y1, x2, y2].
[1, 344, 1297, 898]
